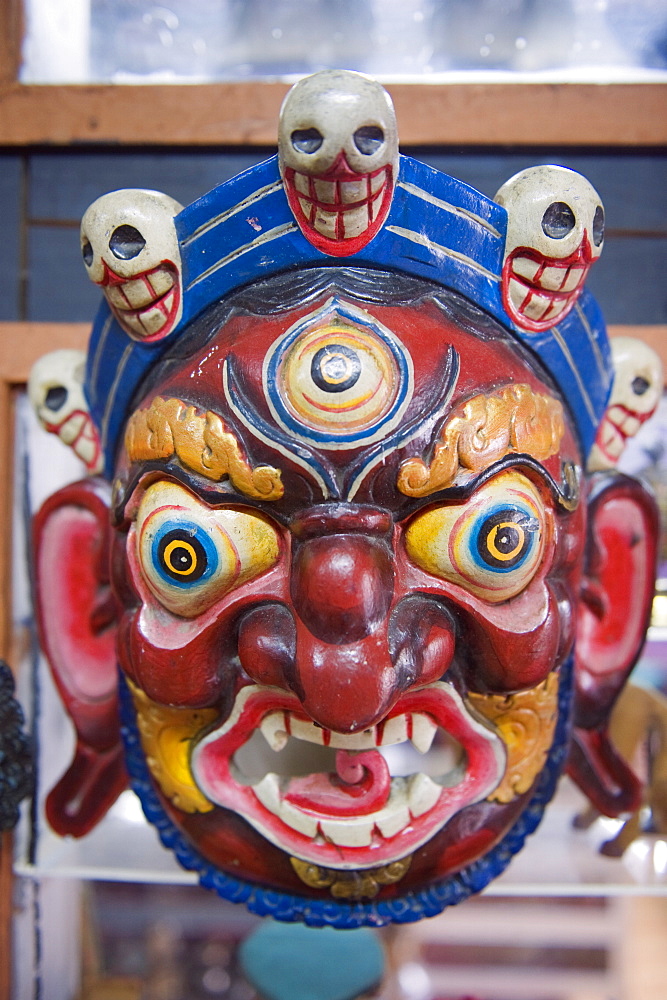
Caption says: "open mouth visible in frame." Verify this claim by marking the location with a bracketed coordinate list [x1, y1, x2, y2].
[502, 246, 592, 331]
[284, 164, 393, 255]
[101, 262, 180, 340]
[191, 682, 505, 870]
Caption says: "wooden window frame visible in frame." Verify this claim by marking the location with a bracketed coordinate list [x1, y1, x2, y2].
[1, 1, 666, 147]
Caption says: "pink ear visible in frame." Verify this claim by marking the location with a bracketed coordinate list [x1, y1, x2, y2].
[568, 473, 659, 815]
[33, 478, 127, 836]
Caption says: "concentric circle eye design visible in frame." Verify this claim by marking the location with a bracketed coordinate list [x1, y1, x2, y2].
[155, 526, 215, 584]
[264, 300, 413, 449]
[135, 481, 281, 618]
[310, 344, 362, 393]
[404, 472, 548, 603]
[476, 510, 538, 570]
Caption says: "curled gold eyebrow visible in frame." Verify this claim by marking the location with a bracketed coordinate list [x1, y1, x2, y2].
[124, 396, 284, 501]
[397, 384, 565, 499]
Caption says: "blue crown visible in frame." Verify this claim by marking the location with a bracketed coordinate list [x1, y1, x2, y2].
[85, 150, 612, 478]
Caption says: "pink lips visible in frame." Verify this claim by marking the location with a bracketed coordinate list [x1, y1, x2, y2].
[191, 681, 505, 870]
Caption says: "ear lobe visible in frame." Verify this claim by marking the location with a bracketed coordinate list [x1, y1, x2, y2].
[568, 472, 659, 815]
[33, 477, 127, 836]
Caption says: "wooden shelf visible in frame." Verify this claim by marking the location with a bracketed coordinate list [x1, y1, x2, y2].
[1, 81, 666, 147]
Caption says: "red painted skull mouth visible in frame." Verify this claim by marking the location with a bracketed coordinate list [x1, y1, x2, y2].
[43, 409, 101, 473]
[284, 156, 394, 257]
[502, 240, 594, 332]
[100, 261, 181, 341]
[595, 403, 655, 464]
[191, 681, 505, 870]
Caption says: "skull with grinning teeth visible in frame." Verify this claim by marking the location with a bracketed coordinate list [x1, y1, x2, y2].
[80, 188, 184, 342]
[495, 165, 605, 332]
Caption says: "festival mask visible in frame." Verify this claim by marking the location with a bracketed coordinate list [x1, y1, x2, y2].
[30, 70, 659, 927]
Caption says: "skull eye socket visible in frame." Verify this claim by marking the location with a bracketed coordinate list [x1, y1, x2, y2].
[632, 376, 651, 396]
[541, 201, 576, 240]
[353, 126, 385, 155]
[44, 385, 68, 411]
[81, 238, 94, 267]
[109, 224, 147, 260]
[291, 128, 323, 154]
[593, 204, 605, 247]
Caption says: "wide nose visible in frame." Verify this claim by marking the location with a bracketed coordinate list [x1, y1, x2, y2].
[290, 504, 394, 644]
[237, 504, 455, 733]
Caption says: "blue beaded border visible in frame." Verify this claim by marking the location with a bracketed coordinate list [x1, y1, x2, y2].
[118, 655, 573, 927]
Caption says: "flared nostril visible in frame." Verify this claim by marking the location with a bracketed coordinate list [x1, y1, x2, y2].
[291, 534, 393, 644]
[237, 603, 298, 691]
[389, 595, 457, 688]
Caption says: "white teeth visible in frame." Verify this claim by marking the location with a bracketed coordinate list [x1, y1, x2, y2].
[138, 305, 168, 335]
[509, 277, 530, 310]
[253, 772, 281, 812]
[340, 178, 366, 203]
[371, 191, 384, 221]
[294, 172, 310, 195]
[314, 207, 338, 239]
[298, 197, 312, 220]
[370, 172, 385, 196]
[343, 206, 368, 239]
[379, 715, 408, 746]
[280, 797, 319, 838]
[319, 816, 373, 848]
[58, 413, 86, 446]
[540, 265, 567, 291]
[408, 773, 442, 818]
[561, 267, 585, 291]
[512, 256, 540, 281]
[122, 277, 155, 308]
[329, 727, 375, 750]
[105, 285, 129, 309]
[314, 179, 336, 202]
[260, 712, 289, 751]
[522, 292, 552, 320]
[410, 713, 438, 754]
[149, 268, 175, 296]
[288, 716, 326, 746]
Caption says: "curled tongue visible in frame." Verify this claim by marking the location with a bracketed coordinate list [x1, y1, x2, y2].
[282, 750, 391, 817]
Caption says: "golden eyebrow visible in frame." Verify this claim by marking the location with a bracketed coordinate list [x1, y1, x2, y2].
[124, 396, 284, 501]
[397, 384, 565, 498]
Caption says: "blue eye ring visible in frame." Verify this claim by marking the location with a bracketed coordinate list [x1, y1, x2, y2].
[470, 505, 540, 575]
[151, 520, 219, 588]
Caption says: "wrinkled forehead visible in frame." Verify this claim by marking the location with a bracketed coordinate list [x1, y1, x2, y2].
[117, 281, 581, 514]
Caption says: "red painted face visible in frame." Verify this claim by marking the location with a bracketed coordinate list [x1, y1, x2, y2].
[108, 284, 587, 897]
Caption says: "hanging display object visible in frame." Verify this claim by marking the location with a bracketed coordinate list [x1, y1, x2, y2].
[27, 70, 660, 926]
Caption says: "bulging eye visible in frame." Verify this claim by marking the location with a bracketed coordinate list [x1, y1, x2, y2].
[135, 481, 280, 617]
[404, 472, 547, 603]
[154, 524, 217, 585]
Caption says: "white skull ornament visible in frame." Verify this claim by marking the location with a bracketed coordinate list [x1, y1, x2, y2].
[28, 349, 102, 474]
[588, 336, 663, 471]
[495, 165, 604, 332]
[80, 189, 184, 341]
[278, 70, 398, 256]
